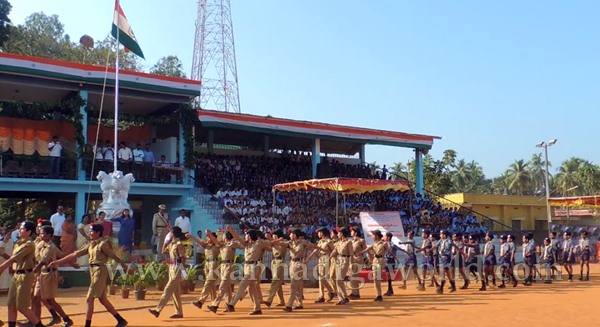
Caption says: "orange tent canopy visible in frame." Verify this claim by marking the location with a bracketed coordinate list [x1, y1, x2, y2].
[548, 196, 600, 208]
[272, 178, 410, 194]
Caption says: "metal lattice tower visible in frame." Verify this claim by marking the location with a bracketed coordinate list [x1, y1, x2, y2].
[191, 0, 241, 113]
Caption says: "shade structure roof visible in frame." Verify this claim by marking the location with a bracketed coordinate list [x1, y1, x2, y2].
[548, 196, 600, 208]
[272, 178, 410, 194]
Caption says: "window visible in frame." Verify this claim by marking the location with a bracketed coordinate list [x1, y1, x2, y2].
[535, 220, 547, 231]
[511, 220, 522, 230]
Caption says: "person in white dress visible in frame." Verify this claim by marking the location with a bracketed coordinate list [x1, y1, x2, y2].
[0, 228, 14, 292]
[76, 214, 92, 266]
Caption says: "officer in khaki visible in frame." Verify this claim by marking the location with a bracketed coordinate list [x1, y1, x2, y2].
[0, 221, 45, 327]
[225, 226, 272, 315]
[189, 232, 220, 308]
[349, 228, 367, 299]
[283, 229, 316, 312]
[329, 229, 340, 295]
[149, 226, 188, 319]
[264, 229, 289, 307]
[152, 204, 170, 258]
[207, 230, 243, 313]
[308, 227, 335, 303]
[330, 227, 354, 305]
[358, 230, 388, 301]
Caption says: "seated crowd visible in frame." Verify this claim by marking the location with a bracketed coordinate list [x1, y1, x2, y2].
[196, 153, 488, 239]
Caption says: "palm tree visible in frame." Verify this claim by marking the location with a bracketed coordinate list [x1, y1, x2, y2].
[466, 160, 486, 191]
[528, 153, 549, 195]
[390, 161, 408, 181]
[577, 162, 600, 195]
[452, 159, 469, 192]
[442, 149, 458, 169]
[505, 159, 532, 195]
[555, 157, 585, 196]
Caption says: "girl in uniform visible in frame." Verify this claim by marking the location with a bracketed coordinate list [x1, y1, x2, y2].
[498, 235, 517, 288]
[577, 231, 591, 281]
[483, 232, 496, 287]
[562, 232, 575, 282]
[451, 233, 468, 290]
[398, 231, 424, 291]
[418, 230, 435, 288]
[522, 234, 535, 286]
[540, 237, 557, 284]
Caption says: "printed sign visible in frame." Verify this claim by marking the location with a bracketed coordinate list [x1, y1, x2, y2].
[359, 211, 405, 249]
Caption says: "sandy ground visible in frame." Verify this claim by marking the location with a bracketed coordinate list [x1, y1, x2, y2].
[1, 265, 598, 327]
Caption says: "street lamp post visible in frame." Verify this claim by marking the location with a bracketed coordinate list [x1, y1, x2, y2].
[536, 139, 557, 235]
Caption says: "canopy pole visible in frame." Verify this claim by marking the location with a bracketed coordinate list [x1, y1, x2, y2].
[335, 178, 339, 227]
[343, 193, 347, 225]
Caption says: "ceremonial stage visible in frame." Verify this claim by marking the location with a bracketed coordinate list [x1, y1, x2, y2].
[2, 266, 598, 327]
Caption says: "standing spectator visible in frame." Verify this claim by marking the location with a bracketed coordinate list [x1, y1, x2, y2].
[103, 140, 115, 172]
[0, 228, 14, 293]
[111, 209, 135, 253]
[143, 143, 156, 181]
[96, 211, 113, 239]
[174, 209, 191, 234]
[50, 205, 66, 249]
[48, 136, 62, 178]
[60, 214, 77, 264]
[77, 214, 91, 266]
[152, 204, 170, 256]
[194, 230, 205, 264]
[132, 144, 145, 180]
[117, 142, 133, 172]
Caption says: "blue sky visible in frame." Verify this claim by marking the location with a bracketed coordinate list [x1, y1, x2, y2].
[8, 0, 599, 178]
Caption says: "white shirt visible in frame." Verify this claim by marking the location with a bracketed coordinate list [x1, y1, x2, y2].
[48, 142, 62, 157]
[50, 212, 66, 236]
[104, 147, 114, 161]
[118, 147, 133, 161]
[94, 145, 104, 160]
[174, 216, 191, 234]
[133, 149, 145, 163]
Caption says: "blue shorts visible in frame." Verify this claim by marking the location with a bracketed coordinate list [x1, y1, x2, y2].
[524, 256, 535, 267]
[581, 250, 591, 262]
[404, 254, 417, 266]
[484, 255, 497, 266]
[450, 256, 464, 267]
[563, 253, 575, 264]
[439, 255, 452, 268]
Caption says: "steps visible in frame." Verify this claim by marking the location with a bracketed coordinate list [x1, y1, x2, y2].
[186, 187, 243, 235]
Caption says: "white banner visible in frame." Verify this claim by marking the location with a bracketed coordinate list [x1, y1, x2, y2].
[359, 211, 405, 249]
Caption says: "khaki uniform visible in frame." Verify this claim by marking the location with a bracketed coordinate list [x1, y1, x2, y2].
[7, 239, 36, 310]
[35, 240, 62, 300]
[266, 241, 289, 305]
[370, 240, 387, 297]
[197, 243, 220, 303]
[350, 238, 367, 296]
[229, 241, 269, 312]
[152, 212, 170, 255]
[332, 239, 353, 302]
[329, 238, 339, 293]
[252, 243, 267, 303]
[286, 240, 309, 308]
[74, 239, 117, 298]
[156, 241, 186, 315]
[316, 239, 335, 299]
[212, 241, 243, 307]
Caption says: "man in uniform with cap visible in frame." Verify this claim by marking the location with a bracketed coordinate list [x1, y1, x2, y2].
[383, 231, 400, 296]
[263, 229, 289, 307]
[357, 230, 388, 301]
[152, 204, 170, 258]
[330, 227, 354, 305]
[349, 227, 367, 299]
[307, 227, 335, 303]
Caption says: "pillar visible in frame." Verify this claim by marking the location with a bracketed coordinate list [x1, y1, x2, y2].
[78, 90, 89, 180]
[263, 135, 270, 156]
[75, 191, 86, 224]
[312, 138, 321, 178]
[178, 122, 190, 185]
[207, 130, 214, 153]
[359, 144, 366, 164]
[415, 148, 424, 195]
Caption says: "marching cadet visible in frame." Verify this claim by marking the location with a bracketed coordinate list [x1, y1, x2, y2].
[398, 231, 424, 291]
[49, 223, 129, 327]
[419, 230, 435, 289]
[0, 221, 46, 327]
[577, 231, 591, 281]
[540, 237, 557, 284]
[32, 226, 74, 327]
[464, 235, 485, 291]
[263, 229, 289, 307]
[189, 231, 220, 309]
[329, 229, 340, 297]
[307, 227, 335, 303]
[329, 227, 354, 305]
[148, 226, 187, 319]
[383, 231, 400, 296]
[483, 232, 497, 287]
[562, 232, 575, 282]
[349, 227, 367, 299]
[283, 229, 318, 312]
[549, 232, 562, 280]
[224, 226, 273, 315]
[450, 233, 468, 290]
[522, 234, 535, 286]
[31, 219, 62, 326]
[498, 235, 517, 288]
[357, 230, 388, 301]
[207, 229, 244, 313]
[436, 230, 456, 294]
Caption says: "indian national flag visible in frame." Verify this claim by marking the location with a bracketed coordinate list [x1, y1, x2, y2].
[111, 0, 145, 59]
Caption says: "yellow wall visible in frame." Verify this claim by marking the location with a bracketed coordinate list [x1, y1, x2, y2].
[442, 193, 548, 231]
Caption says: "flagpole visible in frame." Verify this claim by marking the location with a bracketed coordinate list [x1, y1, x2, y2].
[113, 0, 120, 174]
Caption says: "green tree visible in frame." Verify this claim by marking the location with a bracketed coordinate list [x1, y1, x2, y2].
[150, 55, 187, 78]
[527, 153, 549, 195]
[0, 0, 11, 49]
[505, 159, 531, 195]
[442, 149, 457, 169]
[555, 157, 586, 196]
[577, 162, 600, 196]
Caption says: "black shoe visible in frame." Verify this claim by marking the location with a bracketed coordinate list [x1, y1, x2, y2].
[62, 320, 74, 327]
[314, 298, 325, 303]
[148, 309, 160, 318]
[384, 290, 393, 296]
[192, 301, 203, 309]
[263, 301, 272, 307]
[348, 294, 360, 299]
[283, 307, 293, 312]
[373, 296, 383, 302]
[344, 298, 350, 304]
[335, 300, 346, 305]
[115, 320, 128, 327]
[293, 306, 304, 310]
[48, 316, 62, 326]
[327, 293, 335, 302]
[249, 310, 262, 315]
[169, 314, 183, 319]
[207, 305, 218, 314]
[498, 284, 506, 288]
[225, 304, 235, 312]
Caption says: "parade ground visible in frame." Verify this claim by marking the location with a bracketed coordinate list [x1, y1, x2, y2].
[2, 265, 598, 327]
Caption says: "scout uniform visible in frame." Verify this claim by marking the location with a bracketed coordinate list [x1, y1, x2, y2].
[484, 241, 496, 266]
[284, 239, 310, 311]
[370, 240, 387, 299]
[315, 238, 335, 302]
[329, 237, 339, 294]
[522, 240, 535, 285]
[350, 237, 367, 297]
[195, 242, 220, 304]
[332, 238, 353, 303]
[73, 238, 117, 299]
[7, 238, 36, 310]
[252, 241, 268, 303]
[209, 240, 243, 311]
[563, 239, 575, 264]
[155, 240, 186, 316]
[35, 240, 62, 300]
[152, 210, 170, 257]
[228, 240, 268, 313]
[579, 238, 591, 262]
[265, 240, 289, 306]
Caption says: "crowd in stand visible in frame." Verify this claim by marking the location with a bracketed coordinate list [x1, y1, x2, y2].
[196, 153, 488, 238]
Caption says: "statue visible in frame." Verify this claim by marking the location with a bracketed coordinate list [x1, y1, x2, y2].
[96, 170, 135, 222]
